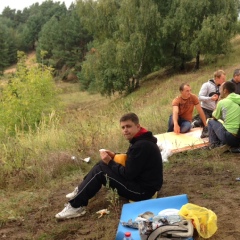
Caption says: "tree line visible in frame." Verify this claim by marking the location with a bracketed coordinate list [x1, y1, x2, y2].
[0, 0, 240, 96]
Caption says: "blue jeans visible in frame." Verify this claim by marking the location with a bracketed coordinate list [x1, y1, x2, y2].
[167, 115, 191, 133]
[208, 119, 240, 147]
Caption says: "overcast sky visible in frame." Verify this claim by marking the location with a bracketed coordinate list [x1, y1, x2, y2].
[0, 0, 74, 13]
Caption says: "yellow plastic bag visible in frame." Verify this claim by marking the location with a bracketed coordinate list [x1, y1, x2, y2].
[179, 203, 217, 239]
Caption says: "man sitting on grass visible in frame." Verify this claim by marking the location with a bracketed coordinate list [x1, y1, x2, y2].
[197, 69, 226, 138]
[207, 81, 240, 151]
[167, 83, 207, 134]
[55, 112, 163, 219]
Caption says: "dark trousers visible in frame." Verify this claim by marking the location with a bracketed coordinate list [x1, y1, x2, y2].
[193, 108, 213, 127]
[203, 108, 213, 119]
[69, 161, 156, 208]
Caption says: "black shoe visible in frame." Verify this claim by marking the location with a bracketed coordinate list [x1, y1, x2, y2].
[200, 143, 218, 150]
[208, 143, 219, 150]
[200, 126, 209, 138]
[210, 144, 230, 153]
[230, 147, 240, 153]
[191, 120, 201, 128]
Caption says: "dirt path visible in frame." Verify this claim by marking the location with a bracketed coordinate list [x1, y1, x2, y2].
[3, 51, 36, 75]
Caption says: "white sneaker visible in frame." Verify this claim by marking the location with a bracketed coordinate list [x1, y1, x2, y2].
[66, 187, 78, 199]
[55, 203, 86, 219]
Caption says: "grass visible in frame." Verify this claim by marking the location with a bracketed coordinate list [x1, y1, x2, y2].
[0, 35, 240, 239]
[105, 178, 121, 218]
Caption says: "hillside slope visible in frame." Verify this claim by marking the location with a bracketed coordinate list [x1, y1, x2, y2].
[1, 37, 240, 239]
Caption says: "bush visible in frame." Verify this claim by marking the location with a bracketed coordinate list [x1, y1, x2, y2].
[0, 51, 60, 136]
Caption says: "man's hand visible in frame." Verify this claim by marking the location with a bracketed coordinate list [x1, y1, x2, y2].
[99, 149, 113, 165]
[104, 150, 115, 159]
[174, 124, 180, 134]
[172, 106, 180, 134]
[211, 94, 219, 101]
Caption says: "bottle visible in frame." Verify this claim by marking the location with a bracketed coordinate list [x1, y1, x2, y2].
[123, 232, 132, 240]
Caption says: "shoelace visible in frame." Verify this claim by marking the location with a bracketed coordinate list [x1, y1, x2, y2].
[62, 203, 71, 212]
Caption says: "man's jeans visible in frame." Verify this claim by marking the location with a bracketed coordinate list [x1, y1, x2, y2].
[208, 119, 240, 147]
[167, 115, 191, 133]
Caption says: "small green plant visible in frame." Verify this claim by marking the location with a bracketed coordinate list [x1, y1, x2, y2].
[105, 176, 121, 218]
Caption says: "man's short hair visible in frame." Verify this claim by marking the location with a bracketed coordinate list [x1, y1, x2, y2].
[179, 83, 189, 91]
[233, 69, 240, 77]
[214, 69, 226, 79]
[222, 81, 236, 93]
[120, 113, 139, 124]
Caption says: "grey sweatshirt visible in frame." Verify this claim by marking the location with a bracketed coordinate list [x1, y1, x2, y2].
[198, 79, 220, 111]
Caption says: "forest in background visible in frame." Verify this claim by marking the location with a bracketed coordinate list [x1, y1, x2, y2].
[1, 0, 240, 96]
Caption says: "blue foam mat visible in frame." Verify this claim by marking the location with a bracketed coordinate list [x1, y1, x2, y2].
[115, 194, 193, 240]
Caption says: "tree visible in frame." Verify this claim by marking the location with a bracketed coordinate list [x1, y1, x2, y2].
[36, 8, 92, 71]
[6, 28, 18, 64]
[36, 17, 60, 66]
[0, 23, 9, 74]
[161, 0, 239, 70]
[0, 17, 18, 73]
[76, 0, 119, 42]
[17, 1, 67, 51]
[78, 0, 240, 96]
[78, 0, 163, 95]
[1, 7, 16, 21]
[192, 0, 239, 67]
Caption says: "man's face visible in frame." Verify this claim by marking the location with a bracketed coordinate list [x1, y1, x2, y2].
[219, 83, 226, 99]
[215, 74, 226, 86]
[120, 120, 140, 141]
[234, 74, 240, 83]
[180, 85, 191, 99]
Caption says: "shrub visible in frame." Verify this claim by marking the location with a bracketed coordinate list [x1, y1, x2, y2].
[0, 51, 60, 136]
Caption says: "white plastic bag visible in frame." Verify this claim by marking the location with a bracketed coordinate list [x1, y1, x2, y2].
[157, 140, 173, 162]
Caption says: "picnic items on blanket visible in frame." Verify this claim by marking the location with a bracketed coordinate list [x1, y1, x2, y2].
[116, 194, 191, 240]
[139, 219, 193, 240]
[179, 203, 217, 239]
[121, 219, 139, 229]
[121, 211, 154, 229]
[121, 209, 194, 239]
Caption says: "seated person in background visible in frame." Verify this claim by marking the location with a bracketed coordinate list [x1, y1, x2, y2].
[208, 81, 240, 149]
[167, 83, 207, 134]
[55, 112, 163, 220]
[229, 69, 240, 94]
[193, 70, 226, 138]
